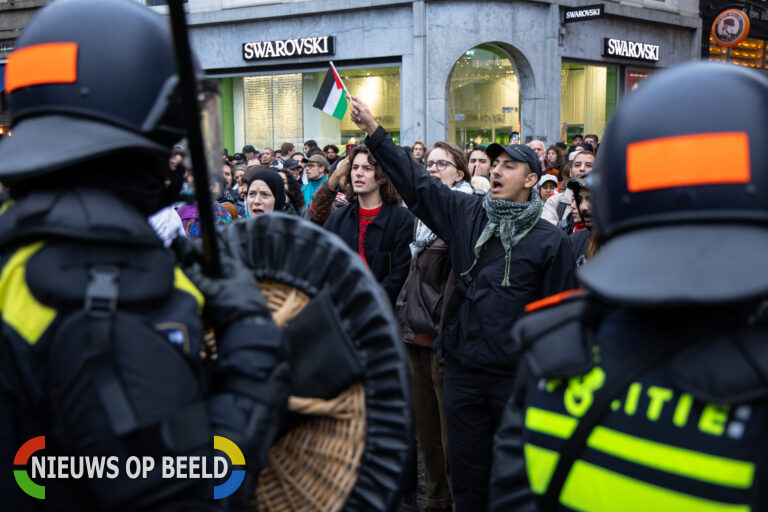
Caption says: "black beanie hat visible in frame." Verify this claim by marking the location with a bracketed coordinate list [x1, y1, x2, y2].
[248, 169, 286, 212]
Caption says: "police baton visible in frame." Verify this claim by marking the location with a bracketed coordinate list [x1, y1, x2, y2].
[168, 0, 222, 277]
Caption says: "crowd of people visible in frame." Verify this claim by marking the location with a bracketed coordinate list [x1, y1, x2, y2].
[4, 2, 768, 512]
[151, 99, 606, 512]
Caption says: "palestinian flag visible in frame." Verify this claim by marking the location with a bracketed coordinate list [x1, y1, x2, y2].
[313, 63, 348, 120]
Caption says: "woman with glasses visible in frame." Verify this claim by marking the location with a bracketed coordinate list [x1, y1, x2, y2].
[395, 141, 472, 512]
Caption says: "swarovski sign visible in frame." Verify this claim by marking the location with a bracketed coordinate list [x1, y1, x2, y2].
[563, 4, 604, 23]
[603, 38, 660, 62]
[243, 36, 334, 61]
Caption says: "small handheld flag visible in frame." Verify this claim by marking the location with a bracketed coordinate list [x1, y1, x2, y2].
[313, 62, 348, 120]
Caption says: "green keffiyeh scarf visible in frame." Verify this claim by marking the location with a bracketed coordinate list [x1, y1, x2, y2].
[461, 190, 543, 286]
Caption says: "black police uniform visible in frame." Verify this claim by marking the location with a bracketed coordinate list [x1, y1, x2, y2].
[0, 0, 289, 509]
[490, 62, 768, 512]
[490, 293, 768, 511]
[0, 189, 288, 511]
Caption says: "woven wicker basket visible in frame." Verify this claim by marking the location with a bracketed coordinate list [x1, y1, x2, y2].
[251, 280, 366, 512]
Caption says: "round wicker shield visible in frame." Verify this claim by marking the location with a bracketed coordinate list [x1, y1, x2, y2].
[224, 213, 411, 512]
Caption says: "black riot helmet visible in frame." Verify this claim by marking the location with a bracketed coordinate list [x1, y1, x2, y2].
[580, 62, 768, 306]
[0, 0, 185, 182]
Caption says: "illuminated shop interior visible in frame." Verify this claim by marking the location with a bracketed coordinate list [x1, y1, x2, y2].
[448, 46, 520, 146]
[560, 63, 617, 142]
[708, 36, 768, 68]
[232, 65, 400, 153]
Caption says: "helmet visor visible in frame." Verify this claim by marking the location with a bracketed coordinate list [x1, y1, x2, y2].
[199, 78, 224, 197]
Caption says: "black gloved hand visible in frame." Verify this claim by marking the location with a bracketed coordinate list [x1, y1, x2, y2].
[172, 232, 273, 333]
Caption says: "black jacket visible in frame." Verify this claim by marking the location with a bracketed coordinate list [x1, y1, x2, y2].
[569, 228, 590, 268]
[0, 188, 286, 511]
[490, 296, 768, 511]
[324, 199, 414, 305]
[365, 126, 577, 373]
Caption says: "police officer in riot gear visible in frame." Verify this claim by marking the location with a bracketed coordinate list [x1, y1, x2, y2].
[0, 0, 288, 510]
[489, 61, 768, 511]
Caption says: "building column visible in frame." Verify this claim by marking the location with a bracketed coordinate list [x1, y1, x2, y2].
[402, 0, 427, 146]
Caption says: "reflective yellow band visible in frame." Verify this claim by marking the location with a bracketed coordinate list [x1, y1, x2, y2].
[0, 199, 15, 216]
[0, 242, 56, 344]
[561, 460, 750, 512]
[174, 267, 204, 315]
[526, 445, 750, 512]
[526, 407, 754, 489]
[589, 425, 753, 489]
[526, 407, 577, 438]
[525, 443, 559, 495]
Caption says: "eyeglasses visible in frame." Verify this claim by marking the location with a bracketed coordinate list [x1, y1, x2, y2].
[425, 160, 457, 172]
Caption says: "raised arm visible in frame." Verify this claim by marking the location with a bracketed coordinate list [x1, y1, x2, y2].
[348, 95, 477, 244]
[307, 157, 349, 226]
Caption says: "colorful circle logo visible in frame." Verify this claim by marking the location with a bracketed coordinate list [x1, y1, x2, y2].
[14, 436, 45, 499]
[712, 9, 750, 47]
[213, 436, 246, 500]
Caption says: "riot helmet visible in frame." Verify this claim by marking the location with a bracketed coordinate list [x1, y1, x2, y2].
[0, 0, 185, 182]
[580, 62, 768, 306]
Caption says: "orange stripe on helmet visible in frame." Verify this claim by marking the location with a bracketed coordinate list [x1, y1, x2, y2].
[626, 132, 750, 192]
[525, 289, 584, 313]
[5, 42, 78, 93]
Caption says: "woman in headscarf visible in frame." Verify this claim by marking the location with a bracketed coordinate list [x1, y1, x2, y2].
[243, 168, 286, 217]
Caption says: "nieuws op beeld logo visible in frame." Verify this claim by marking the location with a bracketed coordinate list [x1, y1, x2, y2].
[14, 435, 245, 500]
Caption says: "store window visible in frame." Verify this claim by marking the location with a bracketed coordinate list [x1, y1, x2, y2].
[243, 73, 303, 151]
[238, 65, 400, 152]
[708, 36, 766, 69]
[626, 70, 650, 94]
[448, 46, 520, 147]
[337, 67, 400, 144]
[560, 63, 618, 143]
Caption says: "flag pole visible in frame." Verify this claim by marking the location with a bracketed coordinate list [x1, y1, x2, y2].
[329, 61, 350, 95]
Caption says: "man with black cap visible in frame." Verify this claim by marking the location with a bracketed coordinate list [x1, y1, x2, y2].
[0, 1, 288, 509]
[348, 96, 576, 512]
[490, 61, 768, 512]
[242, 144, 259, 164]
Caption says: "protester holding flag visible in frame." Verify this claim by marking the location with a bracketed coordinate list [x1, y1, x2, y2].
[348, 96, 576, 511]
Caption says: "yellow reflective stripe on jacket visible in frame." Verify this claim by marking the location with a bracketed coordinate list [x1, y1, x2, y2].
[526, 406, 577, 438]
[526, 444, 750, 512]
[525, 443, 559, 495]
[589, 424, 753, 489]
[0, 242, 56, 344]
[0, 199, 15, 216]
[173, 267, 204, 315]
[526, 407, 754, 489]
[561, 460, 750, 512]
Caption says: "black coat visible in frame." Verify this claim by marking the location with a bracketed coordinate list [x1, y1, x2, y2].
[365, 126, 577, 373]
[324, 199, 414, 305]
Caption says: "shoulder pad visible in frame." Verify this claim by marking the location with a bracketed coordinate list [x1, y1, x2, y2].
[26, 240, 174, 312]
[514, 291, 601, 379]
[670, 324, 768, 403]
[0, 188, 162, 248]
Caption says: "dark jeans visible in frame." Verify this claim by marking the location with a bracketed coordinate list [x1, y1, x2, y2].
[406, 343, 453, 509]
[443, 355, 516, 512]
